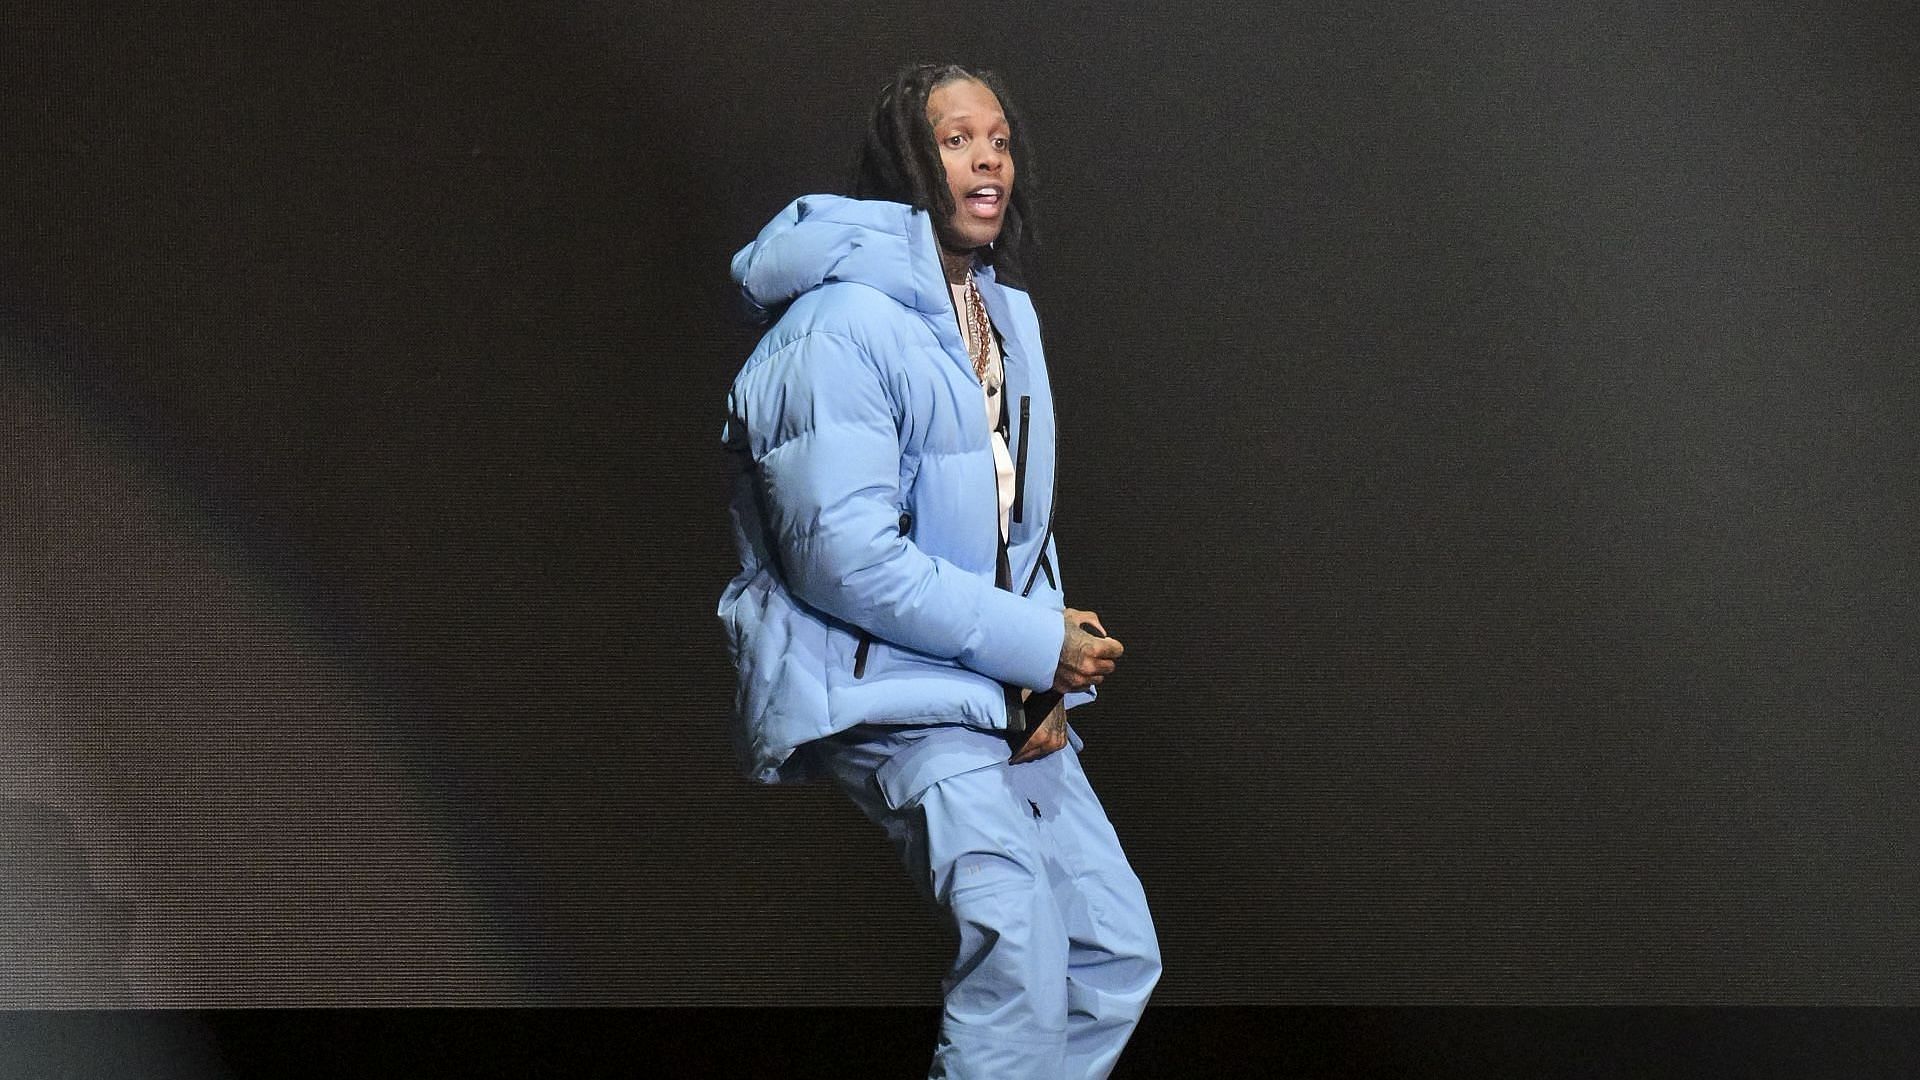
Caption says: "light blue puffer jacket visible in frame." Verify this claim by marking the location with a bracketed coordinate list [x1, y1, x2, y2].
[720, 195, 1090, 784]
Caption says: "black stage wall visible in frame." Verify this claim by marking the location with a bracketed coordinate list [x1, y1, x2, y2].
[4, 1, 1917, 1011]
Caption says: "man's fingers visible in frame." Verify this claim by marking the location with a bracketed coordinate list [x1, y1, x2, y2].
[1056, 652, 1118, 691]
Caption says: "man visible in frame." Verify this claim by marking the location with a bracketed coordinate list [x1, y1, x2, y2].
[720, 63, 1160, 1078]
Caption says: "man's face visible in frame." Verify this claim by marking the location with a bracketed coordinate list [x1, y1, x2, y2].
[925, 79, 1015, 253]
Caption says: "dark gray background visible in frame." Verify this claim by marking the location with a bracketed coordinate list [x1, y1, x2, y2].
[3, 1, 1915, 1005]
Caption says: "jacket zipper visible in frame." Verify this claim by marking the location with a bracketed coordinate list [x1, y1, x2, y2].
[951, 259, 1025, 730]
[1018, 387, 1058, 596]
[1011, 394, 1030, 525]
[1020, 516, 1054, 596]
[946, 270, 1009, 586]
[988, 322, 1055, 596]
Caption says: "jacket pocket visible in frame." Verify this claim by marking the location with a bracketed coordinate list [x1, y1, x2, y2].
[852, 631, 873, 678]
[874, 726, 1012, 811]
[852, 509, 914, 679]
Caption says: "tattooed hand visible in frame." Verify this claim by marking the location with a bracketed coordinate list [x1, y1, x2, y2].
[1053, 607, 1122, 695]
[1008, 699, 1070, 764]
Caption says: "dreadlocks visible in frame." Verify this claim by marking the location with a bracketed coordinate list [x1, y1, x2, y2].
[852, 62, 1037, 285]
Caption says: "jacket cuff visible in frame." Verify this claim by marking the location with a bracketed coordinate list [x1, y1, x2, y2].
[960, 588, 1065, 693]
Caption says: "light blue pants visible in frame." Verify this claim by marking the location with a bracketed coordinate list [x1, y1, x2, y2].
[808, 722, 1161, 1079]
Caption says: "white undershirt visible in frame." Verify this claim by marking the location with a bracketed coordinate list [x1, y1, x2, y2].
[952, 283, 1017, 542]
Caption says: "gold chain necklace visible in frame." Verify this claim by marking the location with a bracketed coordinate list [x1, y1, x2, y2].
[961, 270, 994, 384]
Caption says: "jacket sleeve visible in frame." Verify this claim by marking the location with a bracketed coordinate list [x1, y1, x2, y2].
[734, 329, 1064, 692]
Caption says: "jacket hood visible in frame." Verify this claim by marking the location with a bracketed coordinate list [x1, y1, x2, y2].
[729, 195, 952, 326]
